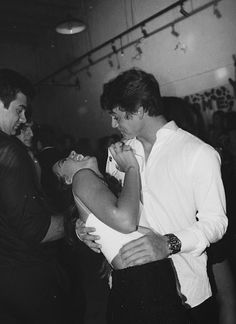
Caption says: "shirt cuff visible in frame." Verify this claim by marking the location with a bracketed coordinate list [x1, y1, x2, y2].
[175, 228, 209, 256]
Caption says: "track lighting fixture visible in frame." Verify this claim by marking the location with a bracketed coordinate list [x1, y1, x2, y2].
[132, 41, 143, 60]
[37, 0, 198, 86]
[141, 25, 148, 38]
[171, 24, 179, 37]
[88, 56, 93, 65]
[179, 1, 189, 17]
[213, 1, 222, 18]
[111, 42, 117, 54]
[120, 37, 124, 56]
[108, 56, 114, 68]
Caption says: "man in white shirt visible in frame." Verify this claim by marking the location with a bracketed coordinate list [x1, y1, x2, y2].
[78, 68, 228, 323]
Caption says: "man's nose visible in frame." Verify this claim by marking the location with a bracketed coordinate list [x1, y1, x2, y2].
[19, 111, 26, 123]
[112, 117, 118, 128]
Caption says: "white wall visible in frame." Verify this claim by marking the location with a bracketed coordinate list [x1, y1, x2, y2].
[1, 0, 236, 141]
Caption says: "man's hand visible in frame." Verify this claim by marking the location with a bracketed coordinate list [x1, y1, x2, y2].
[119, 227, 170, 267]
[75, 219, 101, 253]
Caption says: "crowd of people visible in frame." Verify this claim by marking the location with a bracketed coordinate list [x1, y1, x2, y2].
[0, 67, 235, 324]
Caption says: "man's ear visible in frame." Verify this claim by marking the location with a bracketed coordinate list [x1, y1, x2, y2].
[137, 106, 144, 119]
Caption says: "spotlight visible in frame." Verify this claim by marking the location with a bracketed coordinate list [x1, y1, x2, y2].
[171, 24, 179, 37]
[141, 25, 148, 38]
[136, 45, 142, 55]
[88, 56, 93, 65]
[111, 42, 117, 54]
[132, 42, 143, 60]
[213, 2, 222, 18]
[108, 56, 114, 68]
[180, 1, 189, 17]
[120, 37, 124, 56]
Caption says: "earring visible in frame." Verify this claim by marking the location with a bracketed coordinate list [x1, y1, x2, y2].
[64, 175, 72, 185]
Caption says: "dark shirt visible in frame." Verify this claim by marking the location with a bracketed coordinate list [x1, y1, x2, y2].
[0, 130, 53, 266]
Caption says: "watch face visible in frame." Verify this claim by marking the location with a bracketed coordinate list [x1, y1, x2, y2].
[165, 234, 181, 254]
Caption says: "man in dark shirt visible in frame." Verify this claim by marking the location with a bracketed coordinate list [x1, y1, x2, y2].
[0, 69, 71, 323]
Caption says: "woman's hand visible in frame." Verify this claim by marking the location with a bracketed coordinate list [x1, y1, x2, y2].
[109, 142, 139, 173]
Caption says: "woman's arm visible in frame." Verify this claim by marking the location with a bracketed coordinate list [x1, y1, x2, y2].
[73, 146, 140, 233]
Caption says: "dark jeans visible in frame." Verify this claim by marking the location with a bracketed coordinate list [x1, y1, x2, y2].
[107, 258, 188, 324]
[187, 297, 218, 324]
[0, 260, 72, 324]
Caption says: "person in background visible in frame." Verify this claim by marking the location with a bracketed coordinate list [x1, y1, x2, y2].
[77, 68, 228, 324]
[34, 124, 64, 207]
[224, 111, 236, 180]
[208, 111, 228, 151]
[57, 133, 76, 157]
[0, 68, 74, 323]
[53, 148, 188, 324]
[16, 121, 41, 181]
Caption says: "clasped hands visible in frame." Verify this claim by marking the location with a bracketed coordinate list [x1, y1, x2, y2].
[109, 141, 139, 173]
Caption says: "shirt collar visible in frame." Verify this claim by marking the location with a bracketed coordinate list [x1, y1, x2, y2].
[155, 120, 179, 141]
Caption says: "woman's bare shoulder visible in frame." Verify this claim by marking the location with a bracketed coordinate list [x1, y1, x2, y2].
[73, 168, 97, 183]
[73, 168, 104, 194]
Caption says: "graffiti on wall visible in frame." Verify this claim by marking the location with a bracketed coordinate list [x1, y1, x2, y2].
[184, 84, 235, 126]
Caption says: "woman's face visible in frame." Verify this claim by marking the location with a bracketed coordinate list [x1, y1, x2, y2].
[53, 155, 98, 184]
[17, 123, 33, 147]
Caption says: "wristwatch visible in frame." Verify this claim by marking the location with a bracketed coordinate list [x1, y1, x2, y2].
[164, 233, 182, 255]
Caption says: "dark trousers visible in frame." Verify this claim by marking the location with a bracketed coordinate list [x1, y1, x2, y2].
[187, 297, 218, 324]
[107, 258, 188, 324]
[0, 261, 72, 324]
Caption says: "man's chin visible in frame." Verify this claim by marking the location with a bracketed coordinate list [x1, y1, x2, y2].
[11, 129, 17, 135]
[121, 134, 135, 141]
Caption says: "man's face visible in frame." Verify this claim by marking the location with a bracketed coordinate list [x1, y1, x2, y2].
[0, 92, 27, 135]
[110, 107, 142, 140]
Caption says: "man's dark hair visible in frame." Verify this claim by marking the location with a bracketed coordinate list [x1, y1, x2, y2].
[100, 68, 163, 116]
[0, 69, 35, 109]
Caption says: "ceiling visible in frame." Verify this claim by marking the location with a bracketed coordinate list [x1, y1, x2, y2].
[0, 0, 95, 47]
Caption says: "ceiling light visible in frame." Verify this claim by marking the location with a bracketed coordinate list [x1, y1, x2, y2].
[56, 17, 86, 35]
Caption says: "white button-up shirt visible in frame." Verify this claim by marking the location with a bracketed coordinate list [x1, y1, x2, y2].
[106, 121, 228, 307]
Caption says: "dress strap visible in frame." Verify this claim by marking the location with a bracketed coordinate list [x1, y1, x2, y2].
[73, 192, 91, 215]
